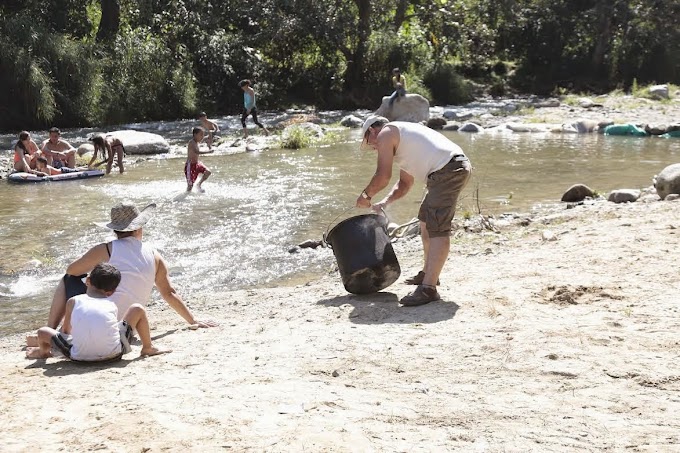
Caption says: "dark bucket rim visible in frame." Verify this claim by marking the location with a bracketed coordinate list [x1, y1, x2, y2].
[325, 213, 388, 244]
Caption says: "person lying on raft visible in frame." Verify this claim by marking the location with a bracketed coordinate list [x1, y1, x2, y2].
[13, 131, 47, 176]
[26, 263, 171, 360]
[35, 157, 87, 176]
[88, 134, 125, 174]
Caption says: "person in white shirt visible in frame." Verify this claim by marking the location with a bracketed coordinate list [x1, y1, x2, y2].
[26, 202, 217, 348]
[356, 115, 472, 306]
[26, 263, 170, 360]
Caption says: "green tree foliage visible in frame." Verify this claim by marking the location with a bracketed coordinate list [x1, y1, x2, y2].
[1, 0, 680, 129]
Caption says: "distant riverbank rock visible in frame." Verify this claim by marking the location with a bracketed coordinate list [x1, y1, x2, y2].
[648, 84, 669, 100]
[653, 163, 680, 200]
[645, 124, 668, 136]
[375, 94, 430, 123]
[532, 98, 561, 108]
[459, 122, 484, 133]
[108, 130, 170, 154]
[506, 123, 551, 133]
[340, 115, 363, 128]
[573, 120, 599, 133]
[598, 121, 614, 134]
[608, 189, 640, 203]
[561, 184, 595, 202]
[443, 110, 473, 121]
[426, 117, 447, 130]
[282, 122, 324, 140]
[578, 98, 603, 108]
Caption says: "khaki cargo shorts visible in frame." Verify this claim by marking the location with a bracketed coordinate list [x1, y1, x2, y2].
[417, 156, 472, 238]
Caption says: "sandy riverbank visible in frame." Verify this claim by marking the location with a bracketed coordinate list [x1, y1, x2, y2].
[1, 196, 679, 451]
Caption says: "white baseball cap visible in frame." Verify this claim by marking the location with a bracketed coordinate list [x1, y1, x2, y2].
[361, 115, 389, 141]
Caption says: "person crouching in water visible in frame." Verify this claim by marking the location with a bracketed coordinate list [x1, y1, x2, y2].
[26, 263, 171, 360]
[185, 127, 213, 193]
[239, 79, 269, 138]
[89, 134, 125, 174]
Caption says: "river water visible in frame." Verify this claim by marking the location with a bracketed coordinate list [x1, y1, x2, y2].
[1, 115, 679, 336]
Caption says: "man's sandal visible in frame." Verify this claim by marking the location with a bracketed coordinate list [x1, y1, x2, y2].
[404, 271, 440, 286]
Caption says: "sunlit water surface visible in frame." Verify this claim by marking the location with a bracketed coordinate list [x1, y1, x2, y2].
[1, 118, 678, 335]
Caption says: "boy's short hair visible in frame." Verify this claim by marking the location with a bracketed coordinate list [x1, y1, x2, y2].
[89, 263, 121, 293]
[49, 127, 60, 134]
[238, 79, 251, 87]
[37, 156, 48, 165]
[198, 112, 207, 118]
[192, 126, 205, 136]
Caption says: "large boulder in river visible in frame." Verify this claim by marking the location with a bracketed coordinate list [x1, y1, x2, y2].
[653, 163, 680, 200]
[108, 130, 170, 154]
[77, 143, 95, 156]
[561, 184, 595, 202]
[608, 189, 640, 203]
[375, 93, 430, 123]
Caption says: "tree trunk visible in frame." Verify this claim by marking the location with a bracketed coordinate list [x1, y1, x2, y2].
[344, 0, 371, 96]
[590, 0, 612, 77]
[393, 0, 408, 31]
[96, 0, 120, 42]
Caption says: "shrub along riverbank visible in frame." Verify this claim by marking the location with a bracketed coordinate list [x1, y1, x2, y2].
[2, 1, 679, 131]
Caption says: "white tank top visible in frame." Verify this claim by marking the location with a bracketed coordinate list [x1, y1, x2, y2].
[391, 122, 465, 182]
[107, 237, 156, 318]
[70, 294, 122, 361]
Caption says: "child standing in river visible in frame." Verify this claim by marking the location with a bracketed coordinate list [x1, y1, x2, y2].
[185, 127, 213, 193]
[198, 112, 220, 150]
[239, 79, 269, 138]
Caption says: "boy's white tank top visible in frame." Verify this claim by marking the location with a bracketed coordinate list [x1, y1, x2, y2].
[70, 294, 121, 361]
[107, 237, 156, 318]
[391, 122, 465, 182]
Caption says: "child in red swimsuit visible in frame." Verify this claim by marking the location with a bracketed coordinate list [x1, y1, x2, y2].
[185, 127, 214, 192]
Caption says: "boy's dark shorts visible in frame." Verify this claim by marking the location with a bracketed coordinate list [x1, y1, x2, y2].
[63, 274, 87, 299]
[417, 156, 472, 238]
[51, 321, 134, 362]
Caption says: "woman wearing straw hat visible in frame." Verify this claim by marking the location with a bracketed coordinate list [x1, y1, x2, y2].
[30, 202, 217, 341]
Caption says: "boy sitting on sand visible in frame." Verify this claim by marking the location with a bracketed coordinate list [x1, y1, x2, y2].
[185, 127, 213, 193]
[26, 263, 171, 361]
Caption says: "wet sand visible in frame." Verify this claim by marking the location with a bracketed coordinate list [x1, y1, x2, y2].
[1, 196, 679, 451]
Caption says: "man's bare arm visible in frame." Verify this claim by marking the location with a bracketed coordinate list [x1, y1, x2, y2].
[62, 299, 75, 334]
[65, 244, 109, 276]
[154, 252, 217, 328]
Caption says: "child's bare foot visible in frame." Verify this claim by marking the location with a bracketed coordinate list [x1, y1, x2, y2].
[140, 347, 172, 357]
[26, 335, 38, 347]
[197, 186, 205, 193]
[26, 347, 51, 359]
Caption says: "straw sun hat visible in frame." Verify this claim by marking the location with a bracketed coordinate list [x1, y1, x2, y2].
[96, 202, 157, 232]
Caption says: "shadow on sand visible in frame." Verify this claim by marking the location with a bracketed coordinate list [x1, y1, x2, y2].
[24, 355, 144, 377]
[317, 291, 459, 325]
[24, 328, 179, 377]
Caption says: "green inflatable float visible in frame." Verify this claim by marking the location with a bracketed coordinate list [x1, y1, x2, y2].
[603, 124, 648, 137]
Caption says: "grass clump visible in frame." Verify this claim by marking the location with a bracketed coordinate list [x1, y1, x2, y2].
[280, 126, 314, 150]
